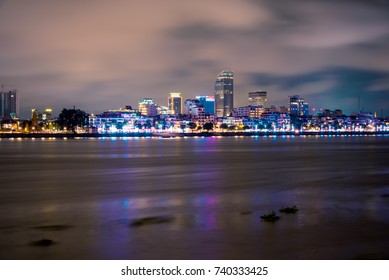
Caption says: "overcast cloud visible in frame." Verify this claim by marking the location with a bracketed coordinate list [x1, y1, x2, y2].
[1, 0, 388, 117]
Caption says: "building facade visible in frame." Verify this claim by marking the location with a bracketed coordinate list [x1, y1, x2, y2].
[289, 95, 309, 116]
[232, 105, 264, 119]
[196, 95, 215, 115]
[139, 98, 158, 117]
[248, 90, 267, 107]
[215, 70, 234, 117]
[183, 99, 200, 115]
[168, 92, 182, 115]
[0, 89, 18, 118]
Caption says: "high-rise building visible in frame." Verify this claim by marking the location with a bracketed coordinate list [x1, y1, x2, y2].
[0, 89, 18, 118]
[248, 90, 267, 107]
[168, 92, 182, 115]
[139, 98, 158, 117]
[215, 70, 234, 117]
[183, 99, 200, 115]
[196, 95, 215, 115]
[288, 95, 309, 116]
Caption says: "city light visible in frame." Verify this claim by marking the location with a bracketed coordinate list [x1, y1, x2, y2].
[1, 72, 388, 137]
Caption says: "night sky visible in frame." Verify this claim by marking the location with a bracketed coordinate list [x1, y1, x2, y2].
[1, 0, 388, 118]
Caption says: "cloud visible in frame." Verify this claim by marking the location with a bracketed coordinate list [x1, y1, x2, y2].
[277, 1, 389, 48]
[368, 77, 389, 91]
[255, 0, 389, 43]
[246, 67, 389, 113]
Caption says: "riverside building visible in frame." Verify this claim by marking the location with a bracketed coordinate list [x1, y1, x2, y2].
[248, 90, 267, 107]
[289, 95, 309, 116]
[138, 98, 158, 117]
[168, 92, 182, 115]
[0, 89, 18, 118]
[196, 95, 215, 115]
[215, 70, 234, 117]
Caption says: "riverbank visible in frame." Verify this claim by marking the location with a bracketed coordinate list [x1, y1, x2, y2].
[0, 131, 388, 139]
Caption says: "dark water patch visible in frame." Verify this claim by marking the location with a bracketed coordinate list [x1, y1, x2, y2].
[30, 239, 56, 247]
[279, 206, 299, 213]
[32, 225, 73, 231]
[260, 211, 281, 222]
[0, 225, 17, 231]
[130, 216, 174, 227]
[240, 211, 253, 215]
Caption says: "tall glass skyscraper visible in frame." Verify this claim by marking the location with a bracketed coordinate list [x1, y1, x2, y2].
[0, 89, 18, 118]
[214, 70, 234, 117]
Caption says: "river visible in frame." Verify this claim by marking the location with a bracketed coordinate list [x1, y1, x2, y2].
[0, 135, 388, 259]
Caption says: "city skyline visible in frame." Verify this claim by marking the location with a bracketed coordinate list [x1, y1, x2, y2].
[1, 0, 389, 118]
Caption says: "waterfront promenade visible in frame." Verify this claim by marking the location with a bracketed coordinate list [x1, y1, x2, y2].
[1, 131, 388, 139]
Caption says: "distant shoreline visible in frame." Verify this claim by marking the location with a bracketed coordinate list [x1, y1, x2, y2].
[1, 131, 388, 139]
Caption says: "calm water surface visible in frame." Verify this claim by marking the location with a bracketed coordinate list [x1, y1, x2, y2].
[0, 135, 389, 259]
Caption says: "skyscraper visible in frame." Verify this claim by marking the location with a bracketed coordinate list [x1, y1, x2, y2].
[0, 89, 18, 118]
[168, 92, 182, 115]
[214, 70, 234, 117]
[248, 90, 267, 107]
